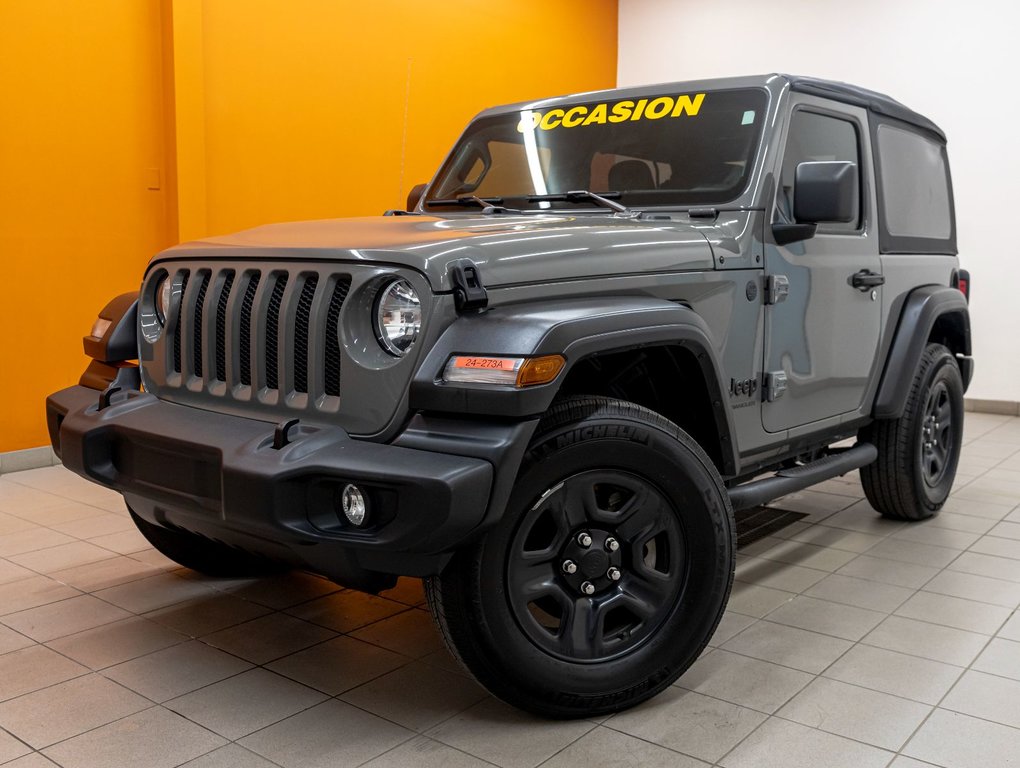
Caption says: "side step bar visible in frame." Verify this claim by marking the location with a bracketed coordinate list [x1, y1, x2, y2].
[728, 443, 878, 511]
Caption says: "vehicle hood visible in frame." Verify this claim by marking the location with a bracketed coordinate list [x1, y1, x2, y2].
[154, 214, 716, 291]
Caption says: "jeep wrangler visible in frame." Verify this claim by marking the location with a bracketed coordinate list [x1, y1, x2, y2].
[46, 74, 972, 718]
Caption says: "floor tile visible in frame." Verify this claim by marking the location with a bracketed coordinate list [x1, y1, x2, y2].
[904, 708, 1020, 768]
[2, 752, 60, 768]
[428, 697, 595, 768]
[0, 528, 76, 558]
[51, 512, 136, 540]
[922, 569, 1020, 608]
[973, 637, 1020, 681]
[784, 524, 884, 553]
[179, 744, 280, 768]
[821, 502, 905, 535]
[941, 669, 1020, 729]
[0, 727, 31, 764]
[0, 674, 150, 748]
[836, 555, 941, 589]
[202, 612, 336, 664]
[0, 575, 81, 616]
[1000, 611, 1020, 641]
[7, 541, 118, 574]
[0, 560, 35, 586]
[707, 611, 756, 646]
[240, 699, 412, 768]
[941, 497, 1015, 520]
[42, 706, 225, 768]
[823, 644, 963, 704]
[927, 511, 997, 534]
[542, 725, 708, 768]
[754, 540, 859, 572]
[0, 594, 131, 642]
[948, 551, 1020, 582]
[360, 735, 494, 768]
[267, 635, 408, 695]
[142, 592, 271, 637]
[891, 524, 980, 550]
[378, 577, 426, 607]
[970, 534, 1020, 560]
[87, 528, 151, 555]
[46, 615, 186, 669]
[217, 571, 341, 609]
[765, 595, 885, 641]
[285, 590, 407, 633]
[93, 572, 217, 614]
[734, 557, 828, 593]
[727, 583, 795, 618]
[863, 538, 961, 568]
[102, 640, 252, 702]
[606, 688, 765, 763]
[721, 620, 852, 674]
[776, 677, 931, 750]
[894, 590, 1011, 634]
[166, 668, 326, 740]
[719, 716, 892, 768]
[349, 607, 445, 658]
[803, 573, 914, 612]
[50, 556, 163, 592]
[676, 648, 813, 714]
[0, 625, 35, 656]
[341, 660, 488, 732]
[0, 645, 87, 702]
[862, 615, 988, 666]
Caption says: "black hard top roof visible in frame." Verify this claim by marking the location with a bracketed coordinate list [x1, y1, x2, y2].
[785, 75, 945, 141]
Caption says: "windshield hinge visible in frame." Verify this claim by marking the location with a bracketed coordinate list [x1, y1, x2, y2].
[449, 259, 488, 312]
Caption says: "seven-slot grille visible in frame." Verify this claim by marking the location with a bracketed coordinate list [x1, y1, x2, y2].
[165, 267, 352, 401]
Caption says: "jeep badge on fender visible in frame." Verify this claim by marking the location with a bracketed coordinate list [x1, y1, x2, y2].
[48, 74, 971, 719]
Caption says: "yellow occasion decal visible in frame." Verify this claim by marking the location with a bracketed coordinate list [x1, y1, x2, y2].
[518, 93, 706, 132]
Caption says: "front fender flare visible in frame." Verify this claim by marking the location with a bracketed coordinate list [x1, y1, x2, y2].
[409, 296, 737, 471]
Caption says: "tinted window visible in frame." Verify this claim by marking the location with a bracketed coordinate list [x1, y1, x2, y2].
[876, 123, 952, 240]
[778, 110, 860, 231]
[425, 88, 768, 210]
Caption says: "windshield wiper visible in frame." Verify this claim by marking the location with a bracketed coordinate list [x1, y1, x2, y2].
[527, 190, 631, 214]
[425, 195, 503, 208]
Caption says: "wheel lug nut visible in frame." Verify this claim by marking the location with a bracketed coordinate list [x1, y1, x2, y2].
[577, 532, 592, 548]
[581, 581, 595, 595]
[607, 567, 621, 581]
[605, 537, 619, 552]
[562, 560, 577, 575]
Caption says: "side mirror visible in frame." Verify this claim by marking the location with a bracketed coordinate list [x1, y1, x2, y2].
[406, 183, 427, 212]
[773, 160, 857, 245]
[793, 161, 857, 223]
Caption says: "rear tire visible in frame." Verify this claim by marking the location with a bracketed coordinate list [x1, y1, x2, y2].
[128, 505, 288, 578]
[424, 396, 735, 718]
[861, 343, 964, 520]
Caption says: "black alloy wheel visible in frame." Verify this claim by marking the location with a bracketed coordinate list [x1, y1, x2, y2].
[424, 396, 735, 718]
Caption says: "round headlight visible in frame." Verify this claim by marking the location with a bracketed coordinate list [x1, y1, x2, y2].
[374, 279, 421, 356]
[154, 274, 172, 326]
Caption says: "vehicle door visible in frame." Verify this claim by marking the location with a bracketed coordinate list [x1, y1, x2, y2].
[762, 98, 882, 432]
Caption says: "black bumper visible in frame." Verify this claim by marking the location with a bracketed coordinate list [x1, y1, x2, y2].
[46, 386, 517, 588]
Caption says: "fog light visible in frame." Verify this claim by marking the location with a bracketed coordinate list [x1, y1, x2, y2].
[340, 484, 367, 527]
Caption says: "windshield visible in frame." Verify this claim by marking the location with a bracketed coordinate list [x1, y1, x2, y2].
[425, 88, 768, 211]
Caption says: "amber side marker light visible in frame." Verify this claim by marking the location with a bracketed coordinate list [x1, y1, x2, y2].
[443, 354, 565, 387]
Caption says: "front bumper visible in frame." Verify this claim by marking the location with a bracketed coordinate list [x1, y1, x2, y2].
[46, 385, 502, 588]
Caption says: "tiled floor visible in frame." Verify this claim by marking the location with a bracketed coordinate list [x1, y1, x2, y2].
[1, 413, 1019, 767]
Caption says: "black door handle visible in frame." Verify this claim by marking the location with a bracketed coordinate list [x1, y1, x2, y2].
[850, 269, 885, 291]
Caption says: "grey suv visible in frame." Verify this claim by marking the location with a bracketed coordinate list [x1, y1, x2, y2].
[47, 74, 972, 717]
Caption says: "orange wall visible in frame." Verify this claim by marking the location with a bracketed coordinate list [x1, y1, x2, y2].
[0, 0, 618, 452]
[0, 0, 171, 452]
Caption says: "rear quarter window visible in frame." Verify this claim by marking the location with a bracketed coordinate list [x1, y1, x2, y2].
[874, 121, 956, 254]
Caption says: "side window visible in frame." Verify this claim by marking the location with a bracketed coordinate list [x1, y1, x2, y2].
[875, 123, 953, 243]
[778, 110, 861, 232]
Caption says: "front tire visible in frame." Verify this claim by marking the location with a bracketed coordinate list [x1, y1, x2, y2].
[861, 343, 964, 520]
[425, 396, 735, 718]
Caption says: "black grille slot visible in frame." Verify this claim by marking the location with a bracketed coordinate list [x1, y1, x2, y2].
[172, 271, 190, 374]
[214, 271, 235, 382]
[238, 272, 260, 387]
[192, 271, 211, 377]
[324, 277, 351, 397]
[293, 275, 318, 394]
[264, 274, 288, 390]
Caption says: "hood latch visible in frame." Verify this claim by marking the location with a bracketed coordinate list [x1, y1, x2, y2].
[449, 259, 488, 312]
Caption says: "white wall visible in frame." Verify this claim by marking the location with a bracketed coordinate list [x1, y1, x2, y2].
[618, 0, 1019, 402]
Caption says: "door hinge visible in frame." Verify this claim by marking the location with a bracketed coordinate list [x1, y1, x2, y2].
[765, 275, 790, 305]
[448, 259, 488, 312]
[763, 370, 788, 402]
